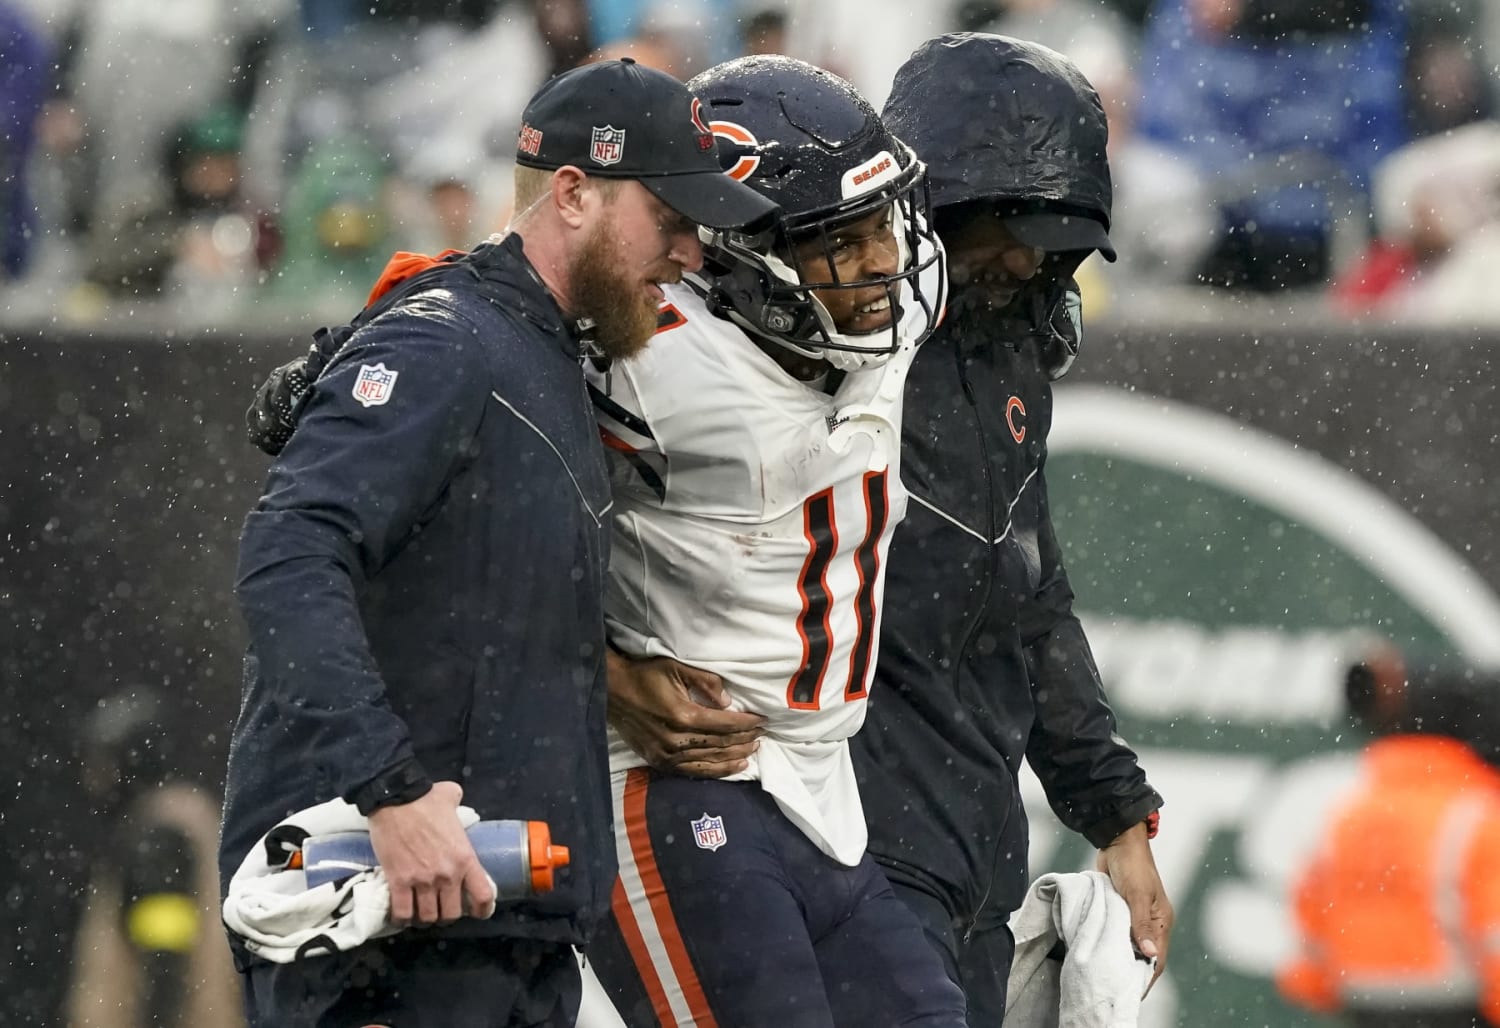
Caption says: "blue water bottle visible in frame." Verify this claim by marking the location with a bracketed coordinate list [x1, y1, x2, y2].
[298, 820, 571, 900]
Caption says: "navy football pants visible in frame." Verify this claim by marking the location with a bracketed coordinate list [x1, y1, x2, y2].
[589, 770, 967, 1027]
[242, 933, 580, 1027]
[887, 880, 1015, 1028]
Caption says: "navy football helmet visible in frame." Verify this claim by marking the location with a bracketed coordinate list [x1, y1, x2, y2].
[686, 56, 944, 371]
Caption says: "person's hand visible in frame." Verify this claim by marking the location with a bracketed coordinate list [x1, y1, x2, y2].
[607, 651, 765, 778]
[1096, 821, 1174, 993]
[367, 780, 496, 925]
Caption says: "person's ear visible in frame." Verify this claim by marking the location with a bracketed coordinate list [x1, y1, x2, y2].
[551, 166, 592, 230]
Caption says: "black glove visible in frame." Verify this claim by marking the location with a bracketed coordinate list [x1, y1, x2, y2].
[245, 326, 349, 456]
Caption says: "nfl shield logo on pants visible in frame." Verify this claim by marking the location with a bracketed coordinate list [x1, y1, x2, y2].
[590, 125, 625, 167]
[691, 813, 727, 852]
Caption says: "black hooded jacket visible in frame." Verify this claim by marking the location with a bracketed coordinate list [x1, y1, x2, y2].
[852, 34, 1162, 931]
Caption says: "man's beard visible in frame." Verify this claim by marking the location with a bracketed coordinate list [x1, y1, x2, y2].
[569, 222, 662, 361]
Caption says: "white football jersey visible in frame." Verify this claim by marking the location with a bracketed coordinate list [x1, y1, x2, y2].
[587, 282, 930, 866]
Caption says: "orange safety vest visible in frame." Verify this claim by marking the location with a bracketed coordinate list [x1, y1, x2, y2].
[1279, 735, 1500, 1025]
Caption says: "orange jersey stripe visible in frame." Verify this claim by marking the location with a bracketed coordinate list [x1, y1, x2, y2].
[600, 427, 639, 454]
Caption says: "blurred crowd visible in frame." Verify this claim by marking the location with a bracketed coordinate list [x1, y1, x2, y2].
[2, 0, 1499, 328]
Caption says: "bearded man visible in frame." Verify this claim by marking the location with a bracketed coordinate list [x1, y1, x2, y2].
[217, 58, 773, 1028]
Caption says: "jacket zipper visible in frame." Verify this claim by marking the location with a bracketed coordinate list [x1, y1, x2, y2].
[953, 344, 1005, 944]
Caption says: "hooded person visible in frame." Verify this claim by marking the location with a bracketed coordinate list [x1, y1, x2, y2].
[845, 32, 1174, 1024]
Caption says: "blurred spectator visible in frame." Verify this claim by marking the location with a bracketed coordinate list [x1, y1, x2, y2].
[1328, 0, 1500, 324]
[967, 3, 1217, 302]
[1405, 0, 1496, 138]
[262, 138, 393, 317]
[162, 108, 275, 316]
[387, 141, 509, 256]
[587, 0, 739, 67]
[977, 0, 1136, 56]
[39, 0, 288, 292]
[82, 106, 268, 308]
[740, 4, 788, 55]
[0, 1, 47, 280]
[1278, 650, 1500, 1027]
[1069, 33, 1217, 300]
[296, 0, 505, 39]
[333, 0, 592, 238]
[1331, 120, 1500, 326]
[1406, 37, 1493, 139]
[1344, 643, 1500, 769]
[1136, 0, 1409, 292]
[590, 30, 693, 79]
[66, 689, 243, 1028]
[368, 0, 593, 159]
[784, 0, 958, 106]
[244, 1, 563, 242]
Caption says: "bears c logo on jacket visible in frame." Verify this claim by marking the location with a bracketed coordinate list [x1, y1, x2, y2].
[1006, 396, 1027, 443]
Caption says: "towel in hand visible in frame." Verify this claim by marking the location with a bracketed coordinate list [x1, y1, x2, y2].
[222, 796, 482, 964]
[1005, 871, 1155, 1028]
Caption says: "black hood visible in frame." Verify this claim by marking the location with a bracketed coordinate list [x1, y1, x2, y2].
[883, 33, 1113, 243]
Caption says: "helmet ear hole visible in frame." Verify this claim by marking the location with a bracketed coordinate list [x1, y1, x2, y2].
[764, 307, 798, 335]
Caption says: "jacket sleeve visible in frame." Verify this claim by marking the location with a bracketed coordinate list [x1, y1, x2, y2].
[1019, 459, 1163, 849]
[234, 302, 492, 804]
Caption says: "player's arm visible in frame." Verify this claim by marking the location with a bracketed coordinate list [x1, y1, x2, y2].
[236, 306, 495, 922]
[1019, 459, 1172, 978]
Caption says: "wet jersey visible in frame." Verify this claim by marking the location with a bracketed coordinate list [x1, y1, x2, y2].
[586, 282, 920, 866]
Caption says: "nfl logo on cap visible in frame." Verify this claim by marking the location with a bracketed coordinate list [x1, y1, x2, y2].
[590, 125, 625, 166]
[691, 813, 727, 852]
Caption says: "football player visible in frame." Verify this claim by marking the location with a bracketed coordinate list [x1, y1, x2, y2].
[602, 37, 1176, 1028]
[584, 55, 962, 1027]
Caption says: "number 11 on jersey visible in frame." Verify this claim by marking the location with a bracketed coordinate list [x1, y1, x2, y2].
[786, 469, 890, 710]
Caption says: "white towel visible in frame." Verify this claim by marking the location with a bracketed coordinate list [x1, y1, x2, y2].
[1004, 871, 1155, 1028]
[222, 796, 482, 964]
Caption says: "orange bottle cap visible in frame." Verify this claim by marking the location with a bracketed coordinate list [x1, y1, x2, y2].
[527, 821, 571, 892]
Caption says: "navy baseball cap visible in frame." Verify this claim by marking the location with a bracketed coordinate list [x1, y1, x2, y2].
[1006, 211, 1117, 262]
[516, 58, 778, 231]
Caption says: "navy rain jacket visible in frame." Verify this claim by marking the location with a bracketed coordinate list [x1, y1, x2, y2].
[219, 236, 615, 962]
[853, 34, 1162, 938]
